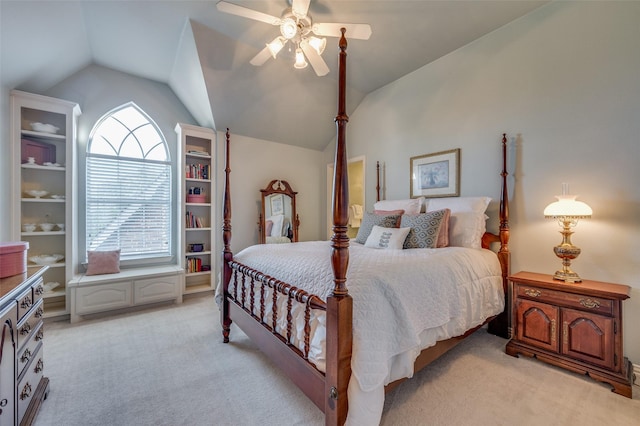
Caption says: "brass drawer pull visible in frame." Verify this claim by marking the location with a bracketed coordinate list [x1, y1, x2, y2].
[35, 329, 44, 342]
[19, 323, 31, 336]
[524, 288, 541, 297]
[35, 358, 44, 374]
[21, 296, 32, 309]
[20, 348, 32, 364]
[20, 383, 32, 400]
[34, 285, 44, 296]
[35, 307, 44, 318]
[579, 298, 601, 309]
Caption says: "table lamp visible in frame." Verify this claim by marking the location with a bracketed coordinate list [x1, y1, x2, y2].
[543, 183, 592, 283]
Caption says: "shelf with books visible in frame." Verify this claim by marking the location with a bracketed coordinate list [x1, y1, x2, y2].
[176, 123, 216, 295]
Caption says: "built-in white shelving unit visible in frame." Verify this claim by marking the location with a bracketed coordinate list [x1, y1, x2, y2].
[175, 123, 216, 295]
[11, 90, 81, 318]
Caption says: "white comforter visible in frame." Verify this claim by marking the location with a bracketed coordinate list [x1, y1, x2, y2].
[225, 241, 504, 425]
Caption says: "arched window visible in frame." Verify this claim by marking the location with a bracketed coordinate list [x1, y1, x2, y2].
[86, 102, 171, 261]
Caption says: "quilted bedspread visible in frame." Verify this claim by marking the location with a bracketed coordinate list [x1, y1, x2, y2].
[231, 241, 504, 392]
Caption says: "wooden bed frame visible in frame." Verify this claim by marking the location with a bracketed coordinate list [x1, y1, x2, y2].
[221, 29, 510, 425]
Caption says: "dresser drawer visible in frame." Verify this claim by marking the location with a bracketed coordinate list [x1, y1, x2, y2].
[16, 277, 44, 322]
[16, 299, 44, 350]
[514, 284, 613, 316]
[17, 343, 43, 424]
[17, 321, 43, 380]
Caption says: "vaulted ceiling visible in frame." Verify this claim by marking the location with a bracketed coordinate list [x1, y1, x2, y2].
[1, 1, 547, 151]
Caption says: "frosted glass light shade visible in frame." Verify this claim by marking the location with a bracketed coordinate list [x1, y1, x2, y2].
[267, 37, 285, 58]
[294, 48, 308, 69]
[280, 18, 298, 39]
[544, 195, 592, 219]
[308, 36, 326, 55]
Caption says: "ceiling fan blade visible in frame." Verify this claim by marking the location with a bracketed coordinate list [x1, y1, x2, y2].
[292, 0, 311, 18]
[312, 22, 372, 40]
[216, 1, 281, 25]
[301, 41, 330, 77]
[250, 46, 273, 66]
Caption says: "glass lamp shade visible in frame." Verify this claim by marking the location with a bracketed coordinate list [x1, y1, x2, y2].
[267, 37, 285, 58]
[280, 17, 298, 39]
[308, 36, 327, 55]
[294, 48, 308, 69]
[544, 195, 592, 219]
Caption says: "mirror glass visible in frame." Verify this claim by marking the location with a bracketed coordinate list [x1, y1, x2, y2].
[259, 180, 299, 244]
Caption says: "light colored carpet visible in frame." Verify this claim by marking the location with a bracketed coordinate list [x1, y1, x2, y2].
[35, 296, 639, 426]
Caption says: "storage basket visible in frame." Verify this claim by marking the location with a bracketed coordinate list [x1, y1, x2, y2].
[187, 194, 206, 203]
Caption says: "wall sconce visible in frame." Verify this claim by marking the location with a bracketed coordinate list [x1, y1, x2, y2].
[543, 183, 592, 283]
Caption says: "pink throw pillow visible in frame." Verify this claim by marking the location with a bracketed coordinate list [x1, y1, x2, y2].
[86, 249, 121, 275]
[265, 220, 274, 237]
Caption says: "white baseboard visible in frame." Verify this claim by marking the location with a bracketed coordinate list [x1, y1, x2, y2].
[634, 363, 640, 386]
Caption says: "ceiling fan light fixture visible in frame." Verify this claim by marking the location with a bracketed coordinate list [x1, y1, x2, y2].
[307, 36, 326, 55]
[280, 17, 298, 39]
[267, 37, 286, 58]
[294, 48, 308, 69]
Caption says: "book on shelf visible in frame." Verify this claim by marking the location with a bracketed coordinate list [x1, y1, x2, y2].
[187, 150, 210, 157]
[186, 256, 203, 273]
[186, 163, 210, 180]
[185, 211, 205, 228]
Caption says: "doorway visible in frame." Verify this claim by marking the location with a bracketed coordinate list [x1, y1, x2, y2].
[326, 156, 365, 239]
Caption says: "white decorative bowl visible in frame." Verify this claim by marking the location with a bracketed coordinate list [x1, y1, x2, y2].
[29, 254, 64, 265]
[56, 223, 65, 231]
[30, 122, 59, 134]
[22, 224, 37, 232]
[26, 190, 49, 198]
[39, 223, 54, 232]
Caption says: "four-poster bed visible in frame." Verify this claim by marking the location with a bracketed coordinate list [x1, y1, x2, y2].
[220, 30, 510, 425]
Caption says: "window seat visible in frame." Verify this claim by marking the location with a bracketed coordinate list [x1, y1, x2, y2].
[68, 265, 184, 323]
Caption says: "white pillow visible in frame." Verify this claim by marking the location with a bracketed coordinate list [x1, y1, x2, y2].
[374, 197, 424, 215]
[268, 214, 284, 237]
[364, 225, 411, 250]
[425, 196, 491, 213]
[448, 211, 487, 249]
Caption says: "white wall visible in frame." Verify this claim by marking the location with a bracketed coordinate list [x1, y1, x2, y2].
[332, 2, 640, 362]
[216, 131, 325, 255]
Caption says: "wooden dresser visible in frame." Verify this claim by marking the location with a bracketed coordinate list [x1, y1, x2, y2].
[506, 271, 634, 397]
[0, 267, 49, 425]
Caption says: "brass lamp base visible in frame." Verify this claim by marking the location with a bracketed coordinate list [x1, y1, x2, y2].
[552, 226, 582, 283]
[553, 269, 582, 283]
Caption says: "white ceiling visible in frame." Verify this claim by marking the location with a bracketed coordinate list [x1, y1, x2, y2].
[1, 0, 548, 151]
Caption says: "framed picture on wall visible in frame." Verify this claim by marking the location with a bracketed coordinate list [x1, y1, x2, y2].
[410, 148, 460, 198]
[270, 194, 284, 216]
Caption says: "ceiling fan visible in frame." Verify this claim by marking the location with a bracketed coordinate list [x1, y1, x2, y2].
[216, 0, 372, 76]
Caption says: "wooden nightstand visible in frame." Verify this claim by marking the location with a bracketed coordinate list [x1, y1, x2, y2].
[506, 271, 634, 398]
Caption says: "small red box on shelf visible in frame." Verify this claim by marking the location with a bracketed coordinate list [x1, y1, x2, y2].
[0, 242, 29, 278]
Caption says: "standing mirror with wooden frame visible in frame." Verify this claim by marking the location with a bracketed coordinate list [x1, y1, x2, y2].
[259, 180, 299, 244]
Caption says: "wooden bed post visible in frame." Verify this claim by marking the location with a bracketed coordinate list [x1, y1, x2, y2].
[376, 161, 381, 202]
[221, 128, 233, 343]
[325, 28, 353, 426]
[487, 133, 510, 338]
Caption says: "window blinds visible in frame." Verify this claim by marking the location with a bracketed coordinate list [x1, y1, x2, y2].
[86, 155, 171, 259]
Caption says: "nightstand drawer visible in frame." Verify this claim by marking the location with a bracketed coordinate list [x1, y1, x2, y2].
[515, 284, 613, 316]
